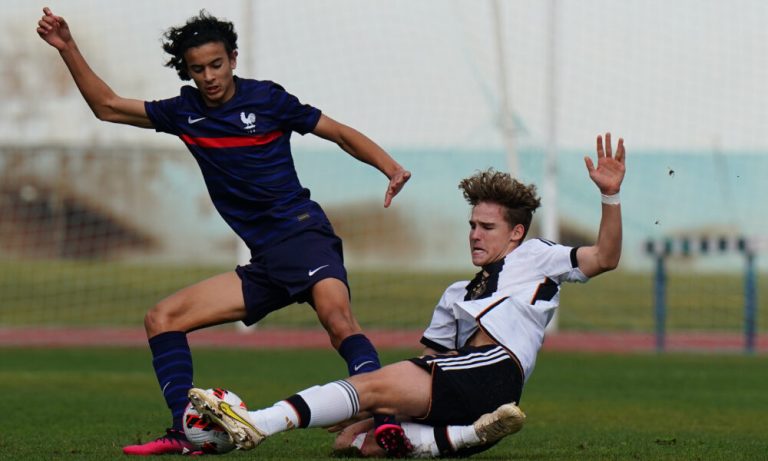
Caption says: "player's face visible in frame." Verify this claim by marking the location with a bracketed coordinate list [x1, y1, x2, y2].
[468, 201, 524, 267]
[184, 42, 238, 107]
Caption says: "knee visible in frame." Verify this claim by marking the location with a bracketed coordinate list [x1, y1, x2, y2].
[144, 299, 176, 336]
[349, 374, 389, 411]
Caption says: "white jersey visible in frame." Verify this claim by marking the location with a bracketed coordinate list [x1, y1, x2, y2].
[421, 238, 589, 381]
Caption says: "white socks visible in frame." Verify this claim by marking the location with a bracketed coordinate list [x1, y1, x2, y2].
[248, 380, 359, 435]
[446, 424, 481, 449]
[247, 401, 298, 436]
[401, 422, 441, 457]
[402, 422, 482, 457]
[297, 381, 359, 427]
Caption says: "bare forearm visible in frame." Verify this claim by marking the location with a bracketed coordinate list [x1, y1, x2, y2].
[58, 43, 118, 119]
[579, 133, 626, 277]
[336, 126, 403, 179]
[313, 115, 410, 206]
[57, 43, 151, 127]
[38, 8, 147, 126]
[594, 203, 622, 270]
[578, 203, 622, 277]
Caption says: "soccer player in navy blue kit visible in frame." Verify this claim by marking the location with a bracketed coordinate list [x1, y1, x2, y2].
[37, 7, 411, 456]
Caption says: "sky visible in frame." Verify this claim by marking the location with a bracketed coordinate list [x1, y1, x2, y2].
[4, 0, 768, 153]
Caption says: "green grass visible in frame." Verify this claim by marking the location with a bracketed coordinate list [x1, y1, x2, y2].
[1, 348, 766, 460]
[1, 260, 767, 333]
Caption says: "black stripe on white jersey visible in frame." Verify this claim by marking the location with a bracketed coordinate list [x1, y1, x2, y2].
[464, 258, 505, 301]
[569, 246, 580, 268]
[531, 277, 558, 303]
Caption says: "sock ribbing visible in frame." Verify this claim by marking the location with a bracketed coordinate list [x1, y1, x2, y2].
[149, 331, 193, 431]
[338, 334, 381, 375]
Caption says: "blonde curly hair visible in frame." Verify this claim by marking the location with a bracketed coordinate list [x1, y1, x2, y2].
[459, 168, 541, 239]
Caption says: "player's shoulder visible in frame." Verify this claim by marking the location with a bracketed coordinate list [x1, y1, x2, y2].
[523, 238, 566, 250]
[508, 238, 569, 261]
[447, 280, 470, 291]
[178, 84, 199, 100]
[238, 77, 285, 93]
[145, 85, 197, 116]
[235, 78, 291, 105]
[516, 238, 554, 253]
[154, 85, 203, 111]
[441, 280, 470, 301]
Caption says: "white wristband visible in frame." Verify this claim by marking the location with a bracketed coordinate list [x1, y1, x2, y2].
[601, 192, 620, 205]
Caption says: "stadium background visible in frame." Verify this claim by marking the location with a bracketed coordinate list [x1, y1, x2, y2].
[1, 0, 767, 352]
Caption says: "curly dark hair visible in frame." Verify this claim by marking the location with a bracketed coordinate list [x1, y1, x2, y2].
[459, 168, 541, 239]
[161, 10, 238, 81]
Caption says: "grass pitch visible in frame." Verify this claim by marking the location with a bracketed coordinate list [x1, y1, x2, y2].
[2, 347, 766, 460]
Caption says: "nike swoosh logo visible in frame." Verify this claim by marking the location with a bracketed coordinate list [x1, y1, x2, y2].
[354, 360, 375, 372]
[188, 116, 206, 124]
[308, 264, 330, 277]
[219, 401, 256, 430]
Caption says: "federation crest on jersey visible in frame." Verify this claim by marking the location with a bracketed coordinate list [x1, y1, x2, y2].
[240, 112, 256, 131]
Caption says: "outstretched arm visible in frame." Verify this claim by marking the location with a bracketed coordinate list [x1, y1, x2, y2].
[576, 132, 626, 278]
[36, 7, 152, 128]
[312, 115, 411, 208]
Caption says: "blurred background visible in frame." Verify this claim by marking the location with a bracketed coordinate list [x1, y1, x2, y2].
[1, 0, 766, 351]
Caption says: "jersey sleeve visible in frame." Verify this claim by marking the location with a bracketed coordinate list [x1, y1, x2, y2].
[533, 239, 589, 284]
[265, 82, 322, 135]
[420, 281, 467, 352]
[144, 96, 184, 136]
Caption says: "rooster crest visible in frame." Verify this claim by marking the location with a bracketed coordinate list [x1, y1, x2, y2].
[240, 112, 256, 130]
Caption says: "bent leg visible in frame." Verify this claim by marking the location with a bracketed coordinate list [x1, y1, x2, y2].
[144, 271, 247, 337]
[348, 361, 432, 417]
[312, 277, 409, 452]
[214, 360, 432, 437]
[334, 402, 526, 458]
[188, 361, 432, 451]
[143, 271, 247, 430]
[312, 278, 382, 376]
[311, 277, 361, 347]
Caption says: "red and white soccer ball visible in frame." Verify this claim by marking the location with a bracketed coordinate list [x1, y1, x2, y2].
[183, 388, 247, 454]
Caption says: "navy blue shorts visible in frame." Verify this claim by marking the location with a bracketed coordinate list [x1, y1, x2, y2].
[235, 225, 349, 326]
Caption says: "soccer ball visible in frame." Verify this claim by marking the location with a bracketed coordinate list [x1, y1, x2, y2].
[183, 387, 247, 454]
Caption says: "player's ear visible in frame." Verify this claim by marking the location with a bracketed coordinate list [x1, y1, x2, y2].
[230, 50, 238, 69]
[511, 224, 525, 241]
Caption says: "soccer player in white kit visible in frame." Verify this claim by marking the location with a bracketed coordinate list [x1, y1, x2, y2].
[190, 133, 625, 457]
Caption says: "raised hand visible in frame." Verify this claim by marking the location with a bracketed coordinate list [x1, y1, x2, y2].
[383, 168, 412, 208]
[36, 7, 73, 51]
[584, 132, 625, 195]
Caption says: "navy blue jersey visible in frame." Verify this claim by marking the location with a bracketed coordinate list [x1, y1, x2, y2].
[145, 77, 326, 255]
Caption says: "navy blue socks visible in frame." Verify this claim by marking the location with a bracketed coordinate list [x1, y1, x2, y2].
[149, 331, 193, 431]
[337, 333, 381, 376]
